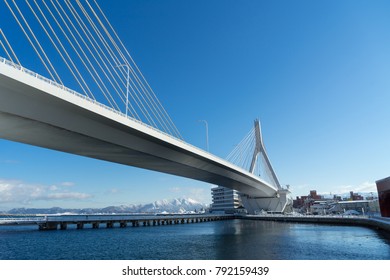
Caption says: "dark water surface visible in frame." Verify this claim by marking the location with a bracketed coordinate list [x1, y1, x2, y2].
[0, 219, 389, 260]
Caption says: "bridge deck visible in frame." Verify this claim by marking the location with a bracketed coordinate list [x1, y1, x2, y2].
[0, 57, 277, 197]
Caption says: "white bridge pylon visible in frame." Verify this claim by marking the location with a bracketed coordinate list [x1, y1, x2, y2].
[227, 119, 282, 190]
[226, 119, 292, 213]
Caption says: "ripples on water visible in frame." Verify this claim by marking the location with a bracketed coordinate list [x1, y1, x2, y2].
[0, 219, 389, 260]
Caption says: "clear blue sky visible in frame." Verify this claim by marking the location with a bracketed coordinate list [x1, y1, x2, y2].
[1, 0, 390, 210]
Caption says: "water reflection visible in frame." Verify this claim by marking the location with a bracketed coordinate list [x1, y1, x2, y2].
[211, 220, 390, 260]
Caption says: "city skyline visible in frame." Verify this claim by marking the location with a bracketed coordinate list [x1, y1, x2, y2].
[1, 0, 390, 210]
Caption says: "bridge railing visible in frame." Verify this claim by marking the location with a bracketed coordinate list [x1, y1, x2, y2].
[0, 217, 46, 224]
[0, 57, 189, 145]
[0, 56, 271, 187]
[0, 58, 217, 154]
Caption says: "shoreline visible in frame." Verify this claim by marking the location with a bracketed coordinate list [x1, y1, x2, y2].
[2, 213, 390, 233]
[241, 214, 390, 232]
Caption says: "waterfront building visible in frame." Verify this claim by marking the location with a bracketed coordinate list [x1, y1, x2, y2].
[305, 200, 380, 215]
[210, 186, 244, 214]
[328, 200, 380, 215]
[309, 190, 322, 200]
[294, 190, 322, 208]
[293, 189, 324, 213]
[376, 176, 390, 217]
[310, 200, 333, 215]
[293, 189, 380, 215]
[349, 191, 364, 201]
[293, 195, 307, 208]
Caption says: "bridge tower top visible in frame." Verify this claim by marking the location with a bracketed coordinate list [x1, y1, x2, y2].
[251, 119, 282, 189]
[227, 119, 282, 190]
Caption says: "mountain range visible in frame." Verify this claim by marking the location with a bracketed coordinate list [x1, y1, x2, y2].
[5, 198, 208, 215]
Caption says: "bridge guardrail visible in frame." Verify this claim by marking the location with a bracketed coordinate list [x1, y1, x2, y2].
[0, 217, 46, 224]
[0, 56, 188, 144]
[0, 57, 258, 180]
[1, 55, 279, 195]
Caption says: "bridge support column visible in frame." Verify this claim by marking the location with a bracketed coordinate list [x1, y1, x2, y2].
[120, 222, 127, 228]
[77, 223, 84, 230]
[107, 222, 114, 228]
[92, 222, 100, 229]
[60, 223, 67, 230]
[39, 222, 58, 230]
[240, 189, 293, 214]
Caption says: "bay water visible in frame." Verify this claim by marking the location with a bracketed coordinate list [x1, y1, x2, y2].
[0, 219, 389, 260]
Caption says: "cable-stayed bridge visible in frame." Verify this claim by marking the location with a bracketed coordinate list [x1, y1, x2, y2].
[0, 0, 291, 213]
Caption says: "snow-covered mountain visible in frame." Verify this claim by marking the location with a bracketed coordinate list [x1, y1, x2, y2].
[5, 198, 208, 215]
[137, 198, 206, 214]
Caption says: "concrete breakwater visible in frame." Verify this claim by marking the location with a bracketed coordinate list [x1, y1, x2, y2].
[0, 214, 234, 230]
[241, 215, 390, 232]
